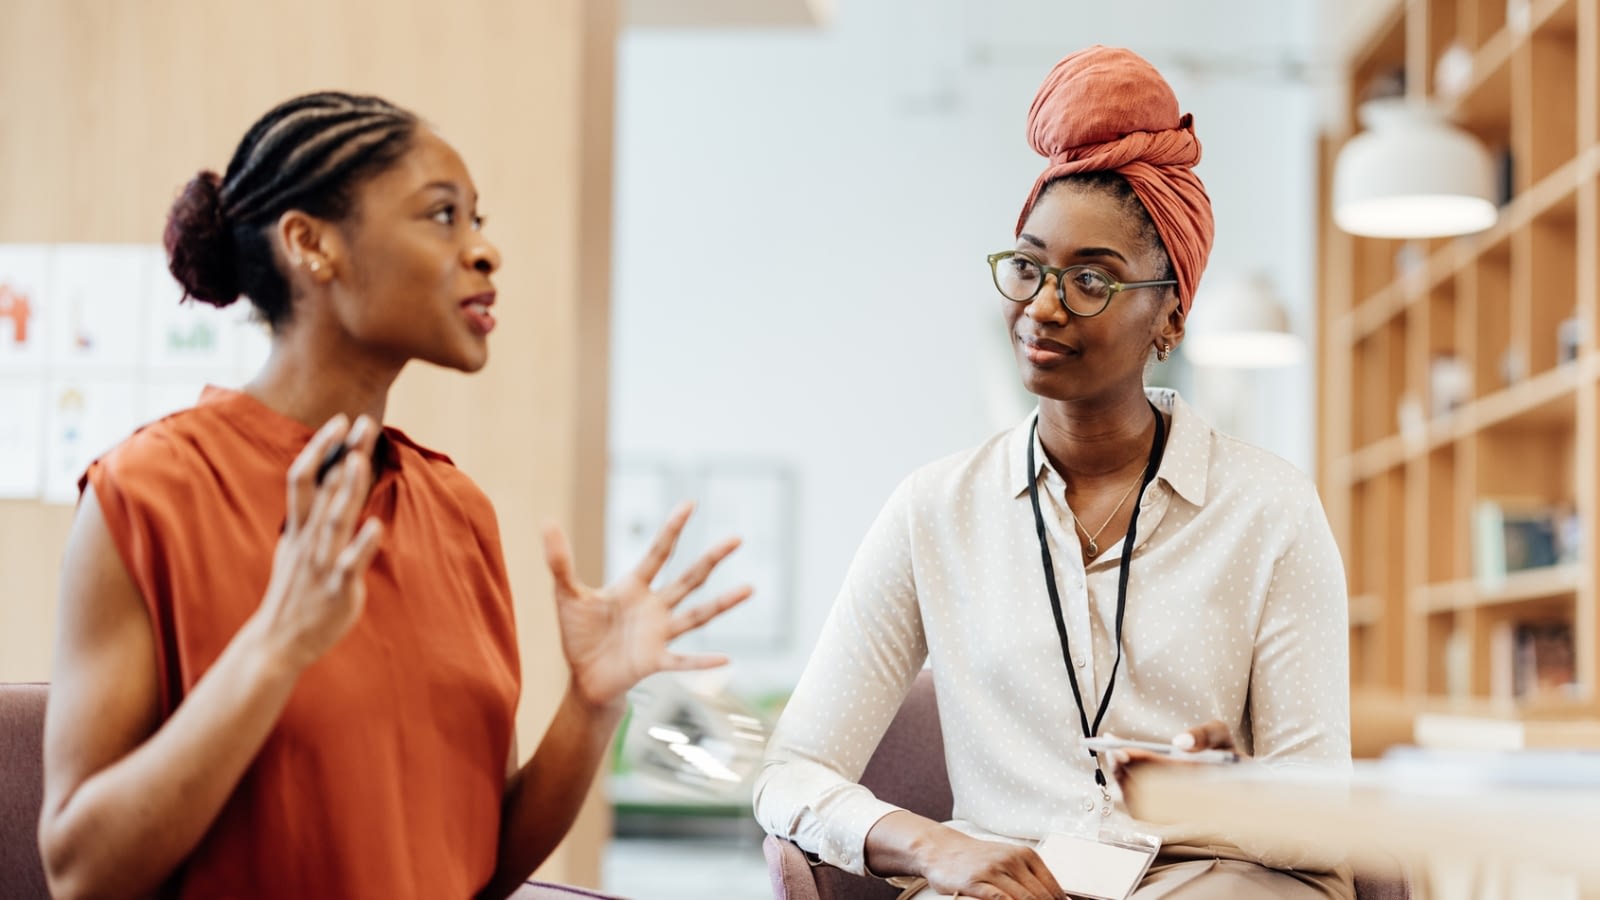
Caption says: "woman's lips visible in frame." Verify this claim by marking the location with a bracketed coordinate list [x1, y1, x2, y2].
[461, 293, 496, 335]
[1019, 334, 1076, 365]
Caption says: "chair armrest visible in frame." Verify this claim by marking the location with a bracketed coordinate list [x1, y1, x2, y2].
[764, 835, 822, 900]
[1353, 858, 1413, 900]
[509, 880, 625, 899]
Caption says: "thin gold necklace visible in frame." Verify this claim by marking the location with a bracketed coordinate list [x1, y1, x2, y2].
[1075, 474, 1143, 559]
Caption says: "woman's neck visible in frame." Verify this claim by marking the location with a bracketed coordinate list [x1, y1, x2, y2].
[1036, 389, 1157, 483]
[243, 321, 401, 431]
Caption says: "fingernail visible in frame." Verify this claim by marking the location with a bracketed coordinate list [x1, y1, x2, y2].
[1172, 733, 1195, 750]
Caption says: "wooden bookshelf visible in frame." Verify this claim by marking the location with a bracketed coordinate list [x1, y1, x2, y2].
[1320, 0, 1599, 718]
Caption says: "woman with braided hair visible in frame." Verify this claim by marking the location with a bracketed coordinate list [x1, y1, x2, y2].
[754, 47, 1353, 900]
[38, 92, 749, 899]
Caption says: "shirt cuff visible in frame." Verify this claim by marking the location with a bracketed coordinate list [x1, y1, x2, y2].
[799, 792, 904, 876]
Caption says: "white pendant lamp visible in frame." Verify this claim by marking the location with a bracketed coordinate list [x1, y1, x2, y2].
[1332, 98, 1498, 238]
[1184, 272, 1306, 368]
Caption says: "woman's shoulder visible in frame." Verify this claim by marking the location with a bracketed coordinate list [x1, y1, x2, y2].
[1156, 389, 1321, 512]
[1210, 431, 1313, 489]
[1196, 422, 1322, 515]
[93, 402, 231, 482]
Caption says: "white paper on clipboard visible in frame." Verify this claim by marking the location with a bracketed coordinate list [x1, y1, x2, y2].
[1035, 831, 1158, 900]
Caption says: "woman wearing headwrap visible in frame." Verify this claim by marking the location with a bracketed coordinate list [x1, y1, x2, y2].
[754, 46, 1352, 899]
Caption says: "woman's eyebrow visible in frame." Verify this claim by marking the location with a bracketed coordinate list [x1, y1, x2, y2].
[414, 181, 477, 204]
[1072, 246, 1128, 263]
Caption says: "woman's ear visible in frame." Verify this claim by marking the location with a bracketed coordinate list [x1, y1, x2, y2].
[1160, 293, 1187, 350]
[276, 210, 336, 285]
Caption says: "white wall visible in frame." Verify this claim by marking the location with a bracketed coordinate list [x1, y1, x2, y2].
[609, 0, 1325, 693]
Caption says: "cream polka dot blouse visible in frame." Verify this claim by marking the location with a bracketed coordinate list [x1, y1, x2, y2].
[752, 389, 1352, 875]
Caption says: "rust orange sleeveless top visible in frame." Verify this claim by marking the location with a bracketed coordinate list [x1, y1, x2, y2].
[83, 386, 521, 899]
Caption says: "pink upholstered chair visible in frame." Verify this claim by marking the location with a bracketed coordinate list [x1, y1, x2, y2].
[0, 682, 620, 900]
[763, 670, 1409, 900]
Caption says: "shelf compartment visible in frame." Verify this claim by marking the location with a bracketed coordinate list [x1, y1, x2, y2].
[1424, 445, 1464, 583]
[1423, 607, 1462, 696]
[1352, 315, 1409, 447]
[1468, 360, 1581, 432]
[1423, 276, 1468, 424]
[1447, 23, 1514, 146]
[1472, 593, 1579, 701]
[1468, 236, 1513, 400]
[1513, 14, 1581, 192]
[1518, 190, 1581, 379]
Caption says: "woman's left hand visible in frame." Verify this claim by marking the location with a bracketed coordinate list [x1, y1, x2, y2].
[1105, 721, 1251, 794]
[542, 501, 752, 713]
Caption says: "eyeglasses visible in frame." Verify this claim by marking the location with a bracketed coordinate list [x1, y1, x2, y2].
[986, 251, 1177, 318]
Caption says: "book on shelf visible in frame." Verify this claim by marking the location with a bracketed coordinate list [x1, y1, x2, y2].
[1472, 498, 1579, 589]
[1488, 620, 1578, 704]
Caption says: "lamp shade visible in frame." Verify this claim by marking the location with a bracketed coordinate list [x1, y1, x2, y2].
[1332, 98, 1497, 238]
[1183, 272, 1305, 368]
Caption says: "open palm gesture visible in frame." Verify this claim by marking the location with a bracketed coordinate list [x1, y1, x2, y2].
[543, 502, 752, 711]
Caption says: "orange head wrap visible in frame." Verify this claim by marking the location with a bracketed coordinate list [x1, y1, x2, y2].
[1016, 45, 1215, 314]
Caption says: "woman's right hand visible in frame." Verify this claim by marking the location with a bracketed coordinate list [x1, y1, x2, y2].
[918, 828, 1067, 900]
[867, 811, 1066, 899]
[250, 413, 385, 672]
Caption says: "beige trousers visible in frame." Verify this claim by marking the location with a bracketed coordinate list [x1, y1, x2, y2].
[895, 845, 1356, 900]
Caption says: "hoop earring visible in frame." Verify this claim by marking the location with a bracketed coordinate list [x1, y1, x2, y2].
[1156, 343, 1172, 362]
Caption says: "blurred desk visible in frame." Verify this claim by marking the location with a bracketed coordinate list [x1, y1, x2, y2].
[1126, 753, 1600, 898]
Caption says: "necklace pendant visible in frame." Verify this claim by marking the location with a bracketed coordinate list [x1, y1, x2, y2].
[1086, 540, 1098, 558]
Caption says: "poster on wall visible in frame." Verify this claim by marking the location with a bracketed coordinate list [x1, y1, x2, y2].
[45, 245, 146, 371]
[0, 244, 51, 372]
[40, 378, 142, 505]
[0, 382, 44, 499]
[1, 241, 277, 504]
[142, 244, 235, 375]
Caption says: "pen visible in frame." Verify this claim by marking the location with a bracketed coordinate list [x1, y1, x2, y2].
[314, 441, 351, 487]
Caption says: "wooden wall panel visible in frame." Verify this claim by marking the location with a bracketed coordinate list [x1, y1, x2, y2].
[0, 0, 616, 885]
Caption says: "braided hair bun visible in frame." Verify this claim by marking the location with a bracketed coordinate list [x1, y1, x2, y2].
[163, 170, 241, 307]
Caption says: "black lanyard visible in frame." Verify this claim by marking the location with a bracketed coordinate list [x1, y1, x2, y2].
[1026, 403, 1167, 787]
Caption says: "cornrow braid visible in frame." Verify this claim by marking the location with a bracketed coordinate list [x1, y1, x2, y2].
[163, 91, 419, 328]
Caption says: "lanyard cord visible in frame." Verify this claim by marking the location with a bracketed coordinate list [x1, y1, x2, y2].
[1026, 402, 1168, 788]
